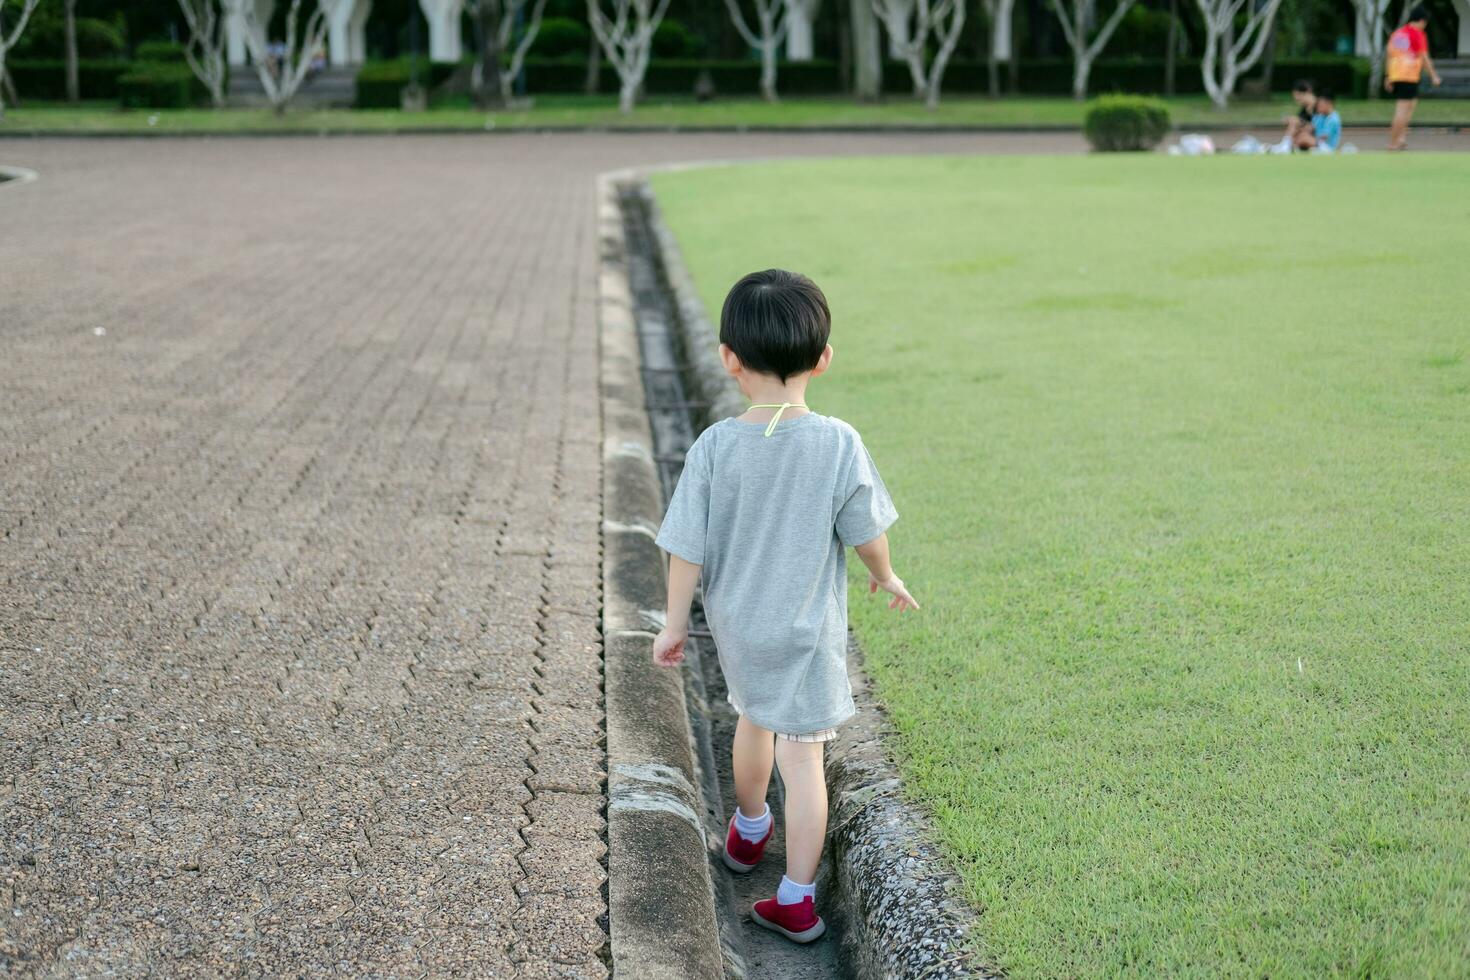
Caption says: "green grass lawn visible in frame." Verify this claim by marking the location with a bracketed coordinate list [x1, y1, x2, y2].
[652, 156, 1470, 976]
[2, 94, 1468, 134]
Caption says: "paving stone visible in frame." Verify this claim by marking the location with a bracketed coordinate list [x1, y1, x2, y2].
[0, 132, 1046, 972]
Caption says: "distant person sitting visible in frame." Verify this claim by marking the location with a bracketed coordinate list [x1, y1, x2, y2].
[1280, 79, 1317, 151]
[1385, 6, 1442, 151]
[1310, 91, 1342, 152]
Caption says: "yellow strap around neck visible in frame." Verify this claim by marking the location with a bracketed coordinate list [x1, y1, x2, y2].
[748, 402, 806, 437]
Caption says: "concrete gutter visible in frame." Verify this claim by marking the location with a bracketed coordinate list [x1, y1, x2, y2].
[636, 181, 996, 979]
[598, 175, 726, 979]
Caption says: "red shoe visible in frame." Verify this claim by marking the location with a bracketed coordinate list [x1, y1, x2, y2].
[722, 815, 772, 873]
[751, 895, 826, 944]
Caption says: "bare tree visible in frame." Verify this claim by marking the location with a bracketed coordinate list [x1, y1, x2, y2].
[1194, 0, 1284, 108]
[587, 0, 672, 114]
[227, 0, 342, 114]
[177, 0, 230, 107]
[1351, 0, 1394, 95]
[64, 0, 78, 101]
[871, 0, 966, 108]
[723, 0, 791, 102]
[981, 0, 1016, 96]
[1049, 0, 1137, 99]
[0, 0, 42, 118]
[469, 0, 548, 107]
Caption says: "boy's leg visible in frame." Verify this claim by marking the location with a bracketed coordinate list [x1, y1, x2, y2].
[732, 715, 776, 818]
[774, 739, 827, 885]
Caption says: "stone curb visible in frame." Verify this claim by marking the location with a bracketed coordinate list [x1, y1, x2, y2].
[635, 180, 996, 979]
[598, 174, 726, 979]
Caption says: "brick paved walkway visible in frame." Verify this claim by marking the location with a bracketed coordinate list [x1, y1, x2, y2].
[0, 132, 1075, 977]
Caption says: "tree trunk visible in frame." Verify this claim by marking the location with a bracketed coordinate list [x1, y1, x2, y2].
[584, 31, 600, 94]
[905, 49, 926, 96]
[619, 77, 636, 112]
[760, 41, 778, 101]
[1164, 0, 1177, 96]
[64, 0, 79, 102]
[850, 0, 881, 100]
[474, 4, 505, 109]
[988, 48, 999, 96]
[1073, 51, 1089, 99]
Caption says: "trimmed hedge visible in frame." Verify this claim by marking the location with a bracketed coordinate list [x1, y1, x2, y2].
[352, 54, 1371, 103]
[8, 59, 128, 100]
[1084, 95, 1171, 151]
[355, 58, 460, 108]
[133, 41, 189, 63]
[118, 62, 205, 108]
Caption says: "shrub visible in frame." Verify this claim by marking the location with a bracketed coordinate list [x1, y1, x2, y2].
[1084, 95, 1171, 151]
[117, 62, 200, 108]
[12, 13, 125, 59]
[134, 40, 189, 63]
[354, 58, 462, 108]
[652, 19, 704, 58]
[530, 17, 589, 58]
[8, 59, 129, 100]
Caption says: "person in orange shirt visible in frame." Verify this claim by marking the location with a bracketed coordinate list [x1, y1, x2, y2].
[1384, 6, 1443, 150]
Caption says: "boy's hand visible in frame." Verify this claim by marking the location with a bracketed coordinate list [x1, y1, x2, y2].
[868, 572, 920, 611]
[652, 627, 687, 667]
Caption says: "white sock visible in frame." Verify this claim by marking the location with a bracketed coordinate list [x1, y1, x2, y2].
[777, 875, 816, 905]
[733, 804, 771, 843]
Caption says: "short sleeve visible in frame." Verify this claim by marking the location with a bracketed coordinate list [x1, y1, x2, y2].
[835, 438, 898, 547]
[655, 434, 711, 565]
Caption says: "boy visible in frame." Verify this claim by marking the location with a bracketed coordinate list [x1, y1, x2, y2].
[1385, 6, 1442, 151]
[1310, 90, 1342, 153]
[652, 269, 919, 944]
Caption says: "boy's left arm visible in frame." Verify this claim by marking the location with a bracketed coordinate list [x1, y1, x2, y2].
[653, 555, 701, 666]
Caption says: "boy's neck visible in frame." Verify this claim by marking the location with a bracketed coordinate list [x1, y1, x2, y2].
[742, 374, 810, 410]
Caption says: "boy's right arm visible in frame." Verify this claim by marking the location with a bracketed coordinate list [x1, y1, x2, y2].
[653, 555, 701, 666]
[854, 534, 920, 612]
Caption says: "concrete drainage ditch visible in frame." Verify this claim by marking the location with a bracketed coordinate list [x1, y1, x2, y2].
[601, 170, 991, 979]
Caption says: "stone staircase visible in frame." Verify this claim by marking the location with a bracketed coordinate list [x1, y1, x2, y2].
[229, 65, 357, 108]
[1425, 58, 1470, 98]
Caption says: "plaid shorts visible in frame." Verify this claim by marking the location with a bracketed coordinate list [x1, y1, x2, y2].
[777, 728, 838, 744]
[728, 695, 838, 742]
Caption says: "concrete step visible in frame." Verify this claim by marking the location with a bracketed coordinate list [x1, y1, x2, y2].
[229, 65, 357, 108]
[1424, 59, 1470, 98]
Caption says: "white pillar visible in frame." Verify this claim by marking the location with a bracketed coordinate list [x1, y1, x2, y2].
[227, 6, 248, 65]
[225, 0, 275, 66]
[350, 0, 372, 62]
[328, 0, 365, 66]
[785, 0, 817, 61]
[886, 12, 908, 59]
[1453, 0, 1470, 55]
[992, 3, 1011, 61]
[1354, 14, 1371, 56]
[418, 0, 464, 63]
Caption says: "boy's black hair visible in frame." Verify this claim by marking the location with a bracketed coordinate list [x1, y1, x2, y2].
[1408, 4, 1427, 21]
[1292, 78, 1314, 93]
[1316, 87, 1335, 102]
[719, 269, 831, 382]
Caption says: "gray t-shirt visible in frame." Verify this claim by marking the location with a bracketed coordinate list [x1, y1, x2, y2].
[655, 412, 898, 734]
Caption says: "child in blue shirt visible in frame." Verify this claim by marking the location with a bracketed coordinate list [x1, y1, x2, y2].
[1311, 91, 1342, 152]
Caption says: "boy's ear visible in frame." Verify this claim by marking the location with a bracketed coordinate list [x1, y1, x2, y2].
[719, 343, 743, 378]
[810, 344, 834, 378]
